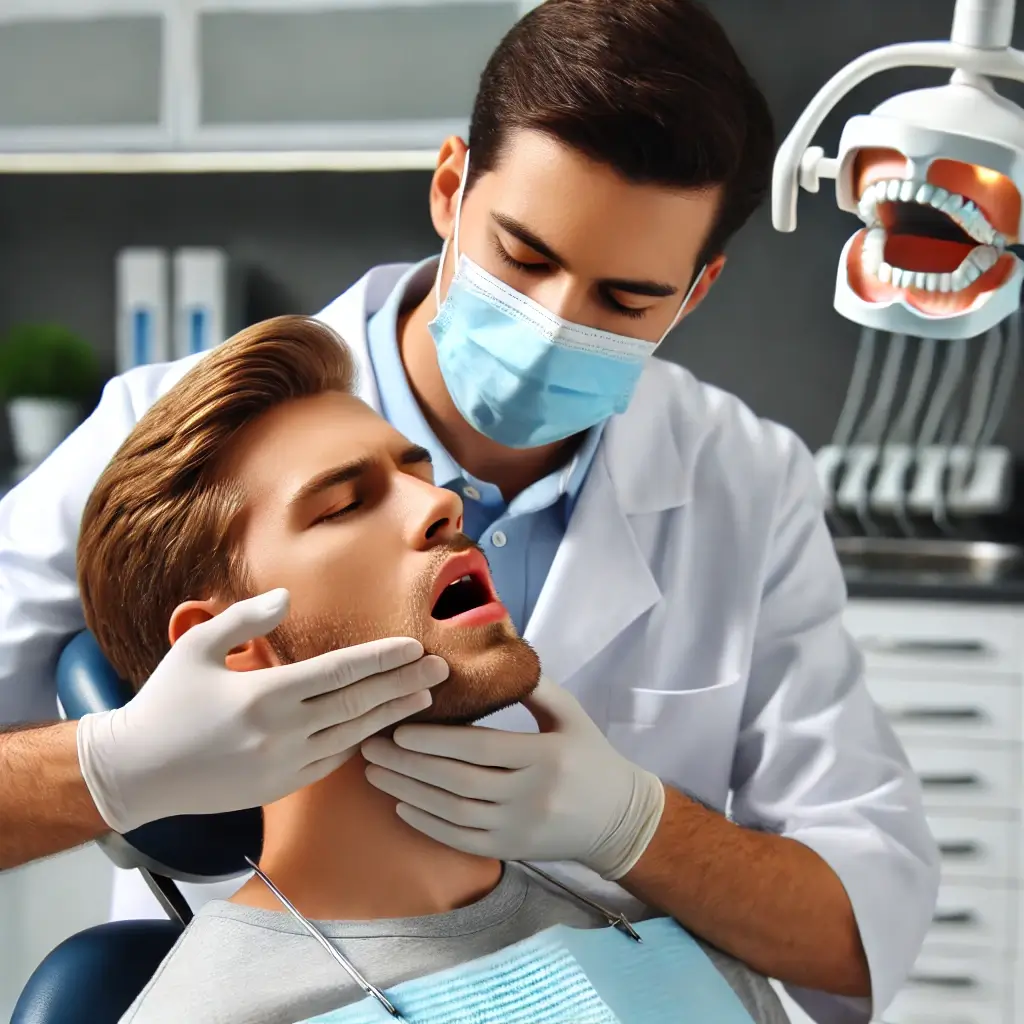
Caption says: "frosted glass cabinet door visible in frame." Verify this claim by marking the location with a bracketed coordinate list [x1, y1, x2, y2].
[191, 1, 526, 150]
[0, 5, 171, 151]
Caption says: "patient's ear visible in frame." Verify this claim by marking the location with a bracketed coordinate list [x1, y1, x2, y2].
[168, 599, 278, 672]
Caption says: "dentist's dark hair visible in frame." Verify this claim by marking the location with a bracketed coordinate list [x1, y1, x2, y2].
[467, 0, 775, 266]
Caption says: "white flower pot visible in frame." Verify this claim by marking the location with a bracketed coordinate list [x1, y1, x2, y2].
[6, 397, 81, 474]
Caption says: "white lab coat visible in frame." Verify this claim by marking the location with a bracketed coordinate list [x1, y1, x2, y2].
[0, 262, 938, 1023]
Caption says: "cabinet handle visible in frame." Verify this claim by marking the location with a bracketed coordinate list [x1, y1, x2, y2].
[932, 909, 977, 926]
[859, 637, 992, 657]
[888, 707, 984, 723]
[938, 841, 980, 859]
[918, 773, 982, 788]
[906, 973, 978, 989]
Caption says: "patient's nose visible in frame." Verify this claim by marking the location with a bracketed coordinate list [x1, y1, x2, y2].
[407, 480, 463, 548]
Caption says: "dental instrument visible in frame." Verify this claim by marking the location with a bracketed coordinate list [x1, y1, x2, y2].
[514, 861, 643, 942]
[245, 856, 405, 1020]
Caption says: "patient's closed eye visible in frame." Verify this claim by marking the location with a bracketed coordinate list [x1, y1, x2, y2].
[318, 501, 362, 523]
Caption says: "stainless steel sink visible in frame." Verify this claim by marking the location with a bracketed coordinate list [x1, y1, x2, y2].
[834, 537, 1024, 583]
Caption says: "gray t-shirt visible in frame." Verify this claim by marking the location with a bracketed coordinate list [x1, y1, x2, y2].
[120, 864, 788, 1023]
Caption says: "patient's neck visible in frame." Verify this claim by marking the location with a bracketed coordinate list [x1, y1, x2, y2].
[230, 755, 502, 921]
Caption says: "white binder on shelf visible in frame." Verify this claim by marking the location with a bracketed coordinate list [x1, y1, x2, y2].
[172, 248, 240, 360]
[115, 249, 170, 374]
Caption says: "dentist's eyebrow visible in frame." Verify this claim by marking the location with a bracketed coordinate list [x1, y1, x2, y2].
[492, 212, 566, 265]
[491, 212, 678, 297]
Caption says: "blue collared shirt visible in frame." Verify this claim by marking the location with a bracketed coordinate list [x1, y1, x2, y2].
[366, 259, 605, 635]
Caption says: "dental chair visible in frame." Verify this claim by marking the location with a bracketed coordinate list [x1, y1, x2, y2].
[11, 630, 263, 1024]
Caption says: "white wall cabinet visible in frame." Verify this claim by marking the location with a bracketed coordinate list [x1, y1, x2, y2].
[187, 0, 524, 151]
[0, 0, 175, 153]
[0, 0, 537, 159]
[846, 598, 1024, 1024]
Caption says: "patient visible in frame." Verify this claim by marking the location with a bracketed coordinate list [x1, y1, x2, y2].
[77, 316, 788, 1023]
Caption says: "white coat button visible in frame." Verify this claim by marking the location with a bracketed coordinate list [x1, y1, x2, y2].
[491, 530, 508, 548]
[463, 485, 481, 501]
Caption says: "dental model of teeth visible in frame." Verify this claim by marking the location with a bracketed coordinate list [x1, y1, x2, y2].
[858, 177, 1007, 294]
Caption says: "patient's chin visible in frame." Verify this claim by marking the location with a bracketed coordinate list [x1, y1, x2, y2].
[265, 610, 541, 728]
[408, 636, 542, 726]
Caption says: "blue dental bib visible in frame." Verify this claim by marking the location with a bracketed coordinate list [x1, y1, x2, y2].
[301, 917, 755, 1024]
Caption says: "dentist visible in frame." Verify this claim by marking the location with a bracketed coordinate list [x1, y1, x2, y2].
[0, 1, 937, 1022]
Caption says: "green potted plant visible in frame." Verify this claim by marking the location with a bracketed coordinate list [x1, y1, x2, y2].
[0, 323, 100, 476]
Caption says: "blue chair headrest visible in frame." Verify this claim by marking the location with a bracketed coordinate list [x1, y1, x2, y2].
[11, 921, 182, 1024]
[58, 631, 262, 879]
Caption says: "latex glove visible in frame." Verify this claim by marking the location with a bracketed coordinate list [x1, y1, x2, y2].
[361, 676, 665, 880]
[77, 588, 448, 834]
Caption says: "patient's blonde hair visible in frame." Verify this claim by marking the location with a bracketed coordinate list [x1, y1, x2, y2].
[77, 315, 356, 688]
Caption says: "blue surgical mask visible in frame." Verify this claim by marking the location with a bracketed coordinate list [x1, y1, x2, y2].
[428, 153, 707, 449]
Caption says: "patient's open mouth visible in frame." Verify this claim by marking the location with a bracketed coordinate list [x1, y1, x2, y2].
[857, 177, 1007, 293]
[429, 550, 507, 627]
[432, 573, 491, 619]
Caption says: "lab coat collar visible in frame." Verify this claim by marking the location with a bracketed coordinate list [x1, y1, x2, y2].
[523, 448, 662, 683]
[601, 359, 702, 516]
[315, 262, 412, 414]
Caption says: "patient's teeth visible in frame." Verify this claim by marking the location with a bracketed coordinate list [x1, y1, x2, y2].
[939, 272, 952, 292]
[886, 180, 902, 201]
[961, 200, 978, 219]
[899, 179, 917, 202]
[993, 232, 1007, 249]
[873, 180, 889, 202]
[913, 271, 930, 290]
[891, 267, 906, 287]
[915, 183, 935, 204]
[858, 191, 876, 222]
[878, 262, 893, 284]
[925, 272, 939, 291]
[962, 260, 982, 285]
[930, 188, 951, 210]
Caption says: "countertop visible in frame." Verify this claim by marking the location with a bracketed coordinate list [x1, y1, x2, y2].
[845, 570, 1024, 603]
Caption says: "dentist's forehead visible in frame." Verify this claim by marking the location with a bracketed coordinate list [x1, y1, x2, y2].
[480, 131, 721, 277]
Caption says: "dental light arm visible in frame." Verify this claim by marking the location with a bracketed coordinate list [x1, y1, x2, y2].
[952, 0, 1015, 49]
[773, 0, 1024, 233]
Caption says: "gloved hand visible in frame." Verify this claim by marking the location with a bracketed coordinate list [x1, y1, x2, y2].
[77, 588, 448, 834]
[361, 676, 665, 880]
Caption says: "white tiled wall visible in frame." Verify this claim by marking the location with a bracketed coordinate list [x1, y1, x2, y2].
[0, 843, 113, 1020]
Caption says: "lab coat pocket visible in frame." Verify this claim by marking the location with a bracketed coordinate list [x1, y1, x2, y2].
[605, 677, 744, 808]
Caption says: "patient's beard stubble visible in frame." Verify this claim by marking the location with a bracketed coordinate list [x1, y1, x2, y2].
[266, 605, 541, 727]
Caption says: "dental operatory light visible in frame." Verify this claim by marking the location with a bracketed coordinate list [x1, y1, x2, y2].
[772, 0, 1024, 537]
